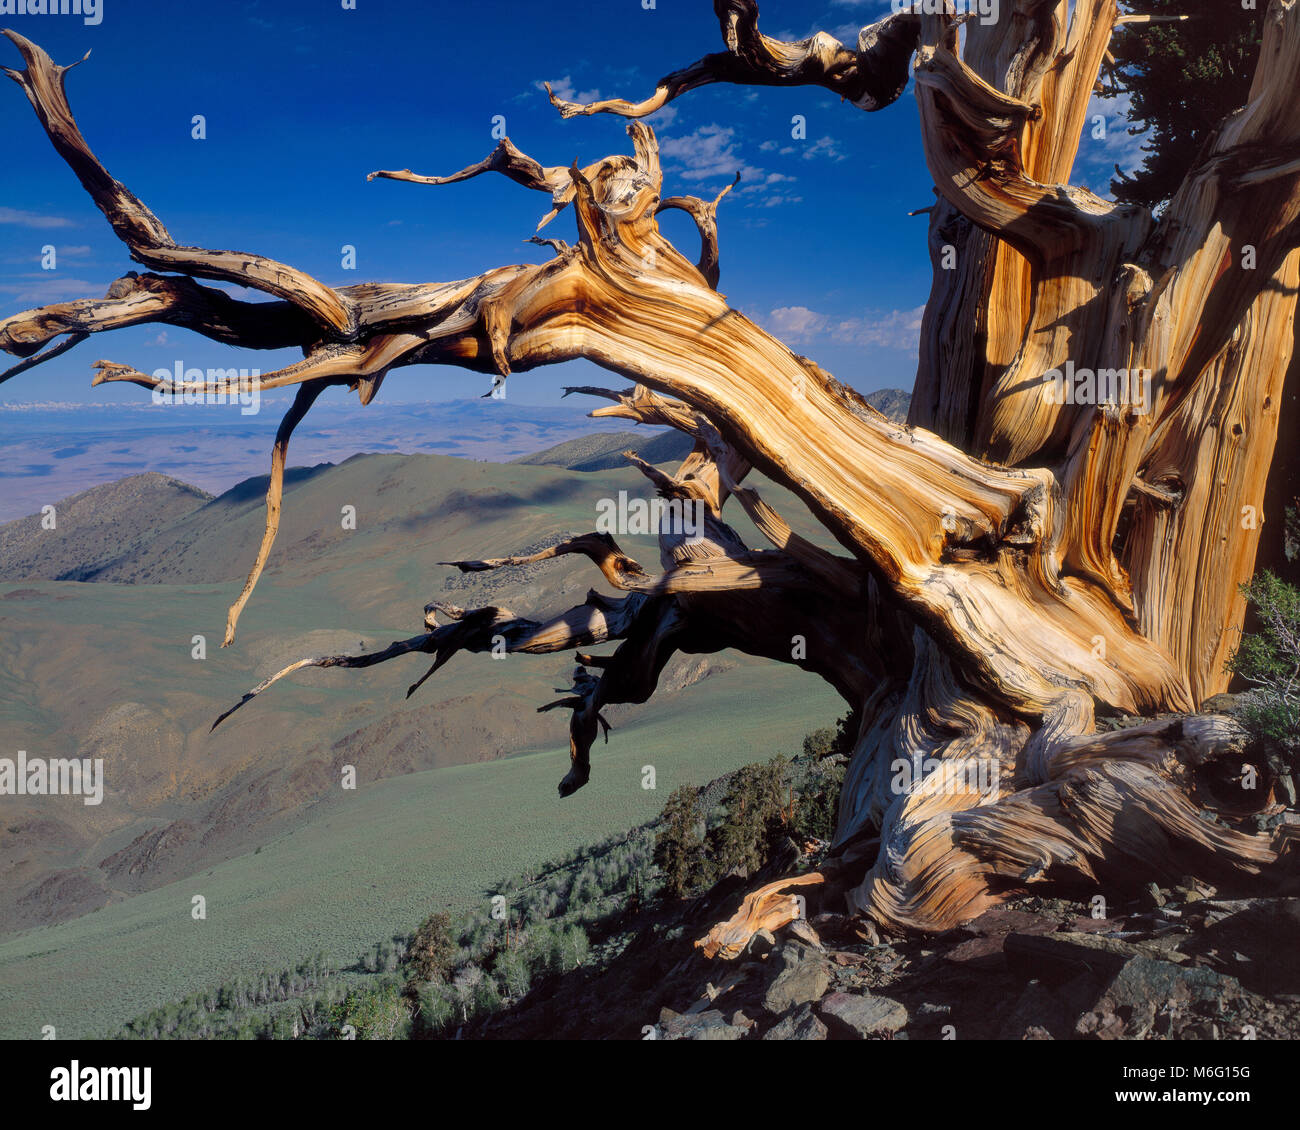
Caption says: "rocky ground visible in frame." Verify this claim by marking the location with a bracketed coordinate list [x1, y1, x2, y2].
[470, 869, 1300, 1040]
[668, 890, 1300, 1041]
[457, 699, 1300, 1041]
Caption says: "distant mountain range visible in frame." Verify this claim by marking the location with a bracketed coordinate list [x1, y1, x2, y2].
[0, 472, 214, 583]
[860, 387, 912, 423]
[0, 398, 650, 523]
[0, 390, 912, 522]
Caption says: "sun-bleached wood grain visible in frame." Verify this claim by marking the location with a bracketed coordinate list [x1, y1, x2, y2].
[4, 0, 1298, 942]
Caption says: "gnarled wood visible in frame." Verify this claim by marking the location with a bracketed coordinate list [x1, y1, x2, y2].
[4, 0, 1298, 944]
[696, 872, 825, 959]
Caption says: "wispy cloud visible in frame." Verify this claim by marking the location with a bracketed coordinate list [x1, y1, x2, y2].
[1073, 91, 1150, 198]
[767, 305, 829, 342]
[0, 277, 109, 306]
[658, 124, 762, 182]
[535, 75, 602, 104]
[739, 172, 796, 192]
[766, 304, 926, 351]
[0, 207, 77, 230]
[828, 22, 866, 45]
[656, 124, 808, 208]
[743, 173, 803, 208]
[759, 135, 848, 161]
[803, 135, 847, 162]
[2, 245, 94, 266]
[644, 104, 678, 128]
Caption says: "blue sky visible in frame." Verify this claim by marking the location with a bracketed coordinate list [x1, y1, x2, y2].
[0, 0, 1140, 409]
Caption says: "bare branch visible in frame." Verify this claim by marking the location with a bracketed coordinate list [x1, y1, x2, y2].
[0, 273, 320, 368]
[369, 136, 580, 230]
[657, 171, 740, 287]
[3, 30, 357, 337]
[222, 382, 328, 647]
[546, 1, 921, 118]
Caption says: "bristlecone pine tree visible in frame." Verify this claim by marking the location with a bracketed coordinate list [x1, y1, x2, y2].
[4, 1, 1299, 954]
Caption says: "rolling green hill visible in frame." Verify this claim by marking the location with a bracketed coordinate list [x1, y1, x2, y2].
[0, 473, 213, 583]
[0, 662, 839, 1039]
[0, 450, 844, 934]
[512, 429, 692, 472]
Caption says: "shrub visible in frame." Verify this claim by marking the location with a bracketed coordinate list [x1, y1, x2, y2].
[414, 982, 457, 1036]
[494, 948, 532, 1000]
[404, 911, 457, 984]
[330, 982, 411, 1040]
[709, 757, 790, 879]
[550, 925, 590, 973]
[472, 977, 503, 1018]
[794, 757, 845, 843]
[653, 785, 706, 898]
[802, 726, 838, 759]
[1228, 572, 1300, 795]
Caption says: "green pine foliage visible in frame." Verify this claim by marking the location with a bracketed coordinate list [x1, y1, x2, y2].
[794, 756, 846, 843]
[710, 757, 791, 878]
[1228, 571, 1300, 760]
[328, 980, 411, 1040]
[653, 784, 706, 898]
[1104, 1, 1267, 207]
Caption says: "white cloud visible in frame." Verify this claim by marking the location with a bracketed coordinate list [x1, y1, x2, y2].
[536, 75, 602, 105]
[803, 135, 847, 162]
[1, 245, 92, 266]
[766, 304, 926, 351]
[827, 22, 867, 45]
[832, 306, 926, 350]
[0, 277, 109, 305]
[1073, 91, 1149, 198]
[658, 125, 809, 207]
[739, 172, 796, 195]
[658, 123, 762, 182]
[768, 306, 828, 341]
[645, 104, 678, 128]
[0, 208, 76, 229]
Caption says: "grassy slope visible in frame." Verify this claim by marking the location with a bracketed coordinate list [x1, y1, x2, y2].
[0, 451, 838, 928]
[0, 662, 839, 1039]
[512, 429, 693, 472]
[0, 446, 846, 1032]
[0, 473, 213, 582]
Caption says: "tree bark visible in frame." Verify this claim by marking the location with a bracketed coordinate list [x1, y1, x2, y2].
[3, 0, 1297, 942]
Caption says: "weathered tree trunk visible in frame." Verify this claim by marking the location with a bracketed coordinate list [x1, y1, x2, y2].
[3, 0, 1298, 944]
